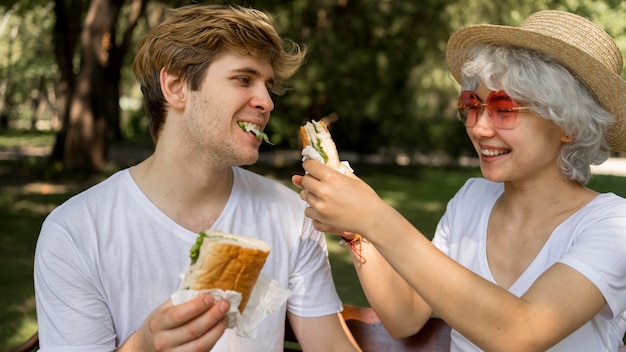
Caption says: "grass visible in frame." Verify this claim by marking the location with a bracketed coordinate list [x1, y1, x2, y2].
[1, 130, 625, 349]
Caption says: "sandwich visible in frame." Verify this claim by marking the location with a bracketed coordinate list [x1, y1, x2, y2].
[299, 120, 343, 171]
[181, 230, 271, 313]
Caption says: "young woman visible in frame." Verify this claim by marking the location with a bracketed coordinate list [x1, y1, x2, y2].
[294, 10, 626, 351]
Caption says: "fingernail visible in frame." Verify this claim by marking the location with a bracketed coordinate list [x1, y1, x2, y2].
[218, 300, 229, 313]
[203, 295, 213, 306]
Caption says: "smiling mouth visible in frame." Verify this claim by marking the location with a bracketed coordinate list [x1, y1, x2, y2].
[481, 149, 510, 157]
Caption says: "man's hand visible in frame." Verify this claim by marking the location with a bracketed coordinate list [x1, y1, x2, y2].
[119, 293, 230, 351]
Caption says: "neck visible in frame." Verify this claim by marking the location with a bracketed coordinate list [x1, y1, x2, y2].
[130, 149, 235, 232]
[499, 176, 596, 219]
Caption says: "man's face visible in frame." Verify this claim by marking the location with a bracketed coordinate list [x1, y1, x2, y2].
[181, 52, 275, 167]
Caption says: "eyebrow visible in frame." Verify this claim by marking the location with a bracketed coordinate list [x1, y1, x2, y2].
[231, 67, 275, 87]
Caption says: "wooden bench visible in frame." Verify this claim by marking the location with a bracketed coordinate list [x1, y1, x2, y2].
[286, 304, 626, 352]
[8, 331, 38, 352]
[285, 304, 451, 351]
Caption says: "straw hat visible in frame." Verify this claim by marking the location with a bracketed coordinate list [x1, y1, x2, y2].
[446, 10, 626, 152]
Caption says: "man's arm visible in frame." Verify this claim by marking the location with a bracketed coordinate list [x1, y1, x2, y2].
[287, 311, 361, 352]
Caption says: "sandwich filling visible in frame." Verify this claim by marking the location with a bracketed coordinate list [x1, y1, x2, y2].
[238, 121, 273, 144]
[301, 120, 339, 168]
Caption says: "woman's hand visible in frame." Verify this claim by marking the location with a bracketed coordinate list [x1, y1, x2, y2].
[292, 159, 389, 237]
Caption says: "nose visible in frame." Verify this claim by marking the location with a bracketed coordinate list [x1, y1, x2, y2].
[469, 106, 496, 137]
[250, 85, 274, 113]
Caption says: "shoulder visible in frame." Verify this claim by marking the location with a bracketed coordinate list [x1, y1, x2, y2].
[45, 169, 131, 220]
[572, 192, 626, 229]
[590, 192, 626, 208]
[574, 192, 626, 222]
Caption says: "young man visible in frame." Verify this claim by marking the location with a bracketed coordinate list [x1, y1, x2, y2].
[34, 4, 359, 351]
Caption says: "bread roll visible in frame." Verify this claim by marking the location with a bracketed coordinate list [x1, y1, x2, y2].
[182, 230, 271, 313]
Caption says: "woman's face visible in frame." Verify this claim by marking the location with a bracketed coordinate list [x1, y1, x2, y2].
[466, 84, 572, 184]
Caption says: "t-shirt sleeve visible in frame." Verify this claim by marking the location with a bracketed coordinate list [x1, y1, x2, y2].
[558, 196, 626, 318]
[286, 218, 343, 317]
[35, 212, 116, 352]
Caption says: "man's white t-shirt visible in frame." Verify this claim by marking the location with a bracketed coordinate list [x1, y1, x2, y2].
[432, 178, 626, 351]
[34, 167, 342, 351]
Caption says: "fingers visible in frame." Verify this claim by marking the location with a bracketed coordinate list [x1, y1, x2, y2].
[291, 175, 303, 189]
[161, 294, 216, 330]
[298, 159, 363, 233]
[299, 187, 319, 205]
[178, 299, 230, 349]
[140, 294, 230, 351]
[301, 158, 329, 179]
[187, 314, 229, 350]
[181, 297, 230, 337]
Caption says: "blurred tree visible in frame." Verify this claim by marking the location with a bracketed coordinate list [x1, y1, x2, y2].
[1, 0, 625, 170]
[0, 0, 57, 130]
[0, 3, 19, 129]
[49, 0, 150, 172]
[245, 0, 552, 158]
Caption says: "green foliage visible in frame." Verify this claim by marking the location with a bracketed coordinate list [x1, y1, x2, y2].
[2, 0, 626, 158]
[231, 0, 626, 160]
[0, 2, 57, 128]
[0, 129, 54, 147]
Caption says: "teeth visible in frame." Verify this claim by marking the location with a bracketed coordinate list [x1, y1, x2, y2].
[482, 149, 509, 156]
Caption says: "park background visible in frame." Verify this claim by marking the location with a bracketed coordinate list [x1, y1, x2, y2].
[1, 0, 626, 349]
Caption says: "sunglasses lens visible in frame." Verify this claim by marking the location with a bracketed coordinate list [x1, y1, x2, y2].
[457, 90, 524, 129]
[458, 91, 480, 126]
[486, 91, 520, 129]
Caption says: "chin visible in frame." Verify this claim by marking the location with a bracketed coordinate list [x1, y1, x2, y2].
[479, 167, 506, 183]
[238, 152, 259, 166]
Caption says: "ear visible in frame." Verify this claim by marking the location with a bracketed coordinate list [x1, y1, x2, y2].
[160, 67, 186, 110]
[561, 131, 575, 143]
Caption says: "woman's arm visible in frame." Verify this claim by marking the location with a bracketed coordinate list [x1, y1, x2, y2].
[296, 159, 606, 351]
[346, 237, 434, 338]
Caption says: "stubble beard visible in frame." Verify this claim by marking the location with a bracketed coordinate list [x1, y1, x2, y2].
[185, 93, 259, 169]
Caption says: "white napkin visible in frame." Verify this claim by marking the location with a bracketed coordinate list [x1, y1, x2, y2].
[301, 146, 353, 174]
[171, 273, 291, 338]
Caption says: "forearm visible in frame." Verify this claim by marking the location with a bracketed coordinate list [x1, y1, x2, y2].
[347, 239, 433, 337]
[361, 209, 550, 350]
[117, 333, 141, 352]
[290, 313, 361, 352]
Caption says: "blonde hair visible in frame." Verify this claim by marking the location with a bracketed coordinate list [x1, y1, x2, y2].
[133, 4, 306, 141]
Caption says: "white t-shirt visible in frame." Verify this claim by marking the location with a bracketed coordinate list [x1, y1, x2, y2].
[34, 167, 342, 352]
[432, 178, 626, 351]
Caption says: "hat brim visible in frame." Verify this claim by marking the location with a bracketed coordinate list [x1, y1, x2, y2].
[446, 24, 626, 152]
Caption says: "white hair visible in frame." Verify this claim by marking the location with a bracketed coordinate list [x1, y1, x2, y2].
[460, 44, 614, 184]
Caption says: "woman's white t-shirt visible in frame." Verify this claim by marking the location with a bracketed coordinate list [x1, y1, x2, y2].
[433, 178, 626, 351]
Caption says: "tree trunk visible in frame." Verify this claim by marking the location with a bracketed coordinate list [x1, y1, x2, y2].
[61, 0, 121, 171]
[51, 0, 148, 173]
[50, 0, 82, 168]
